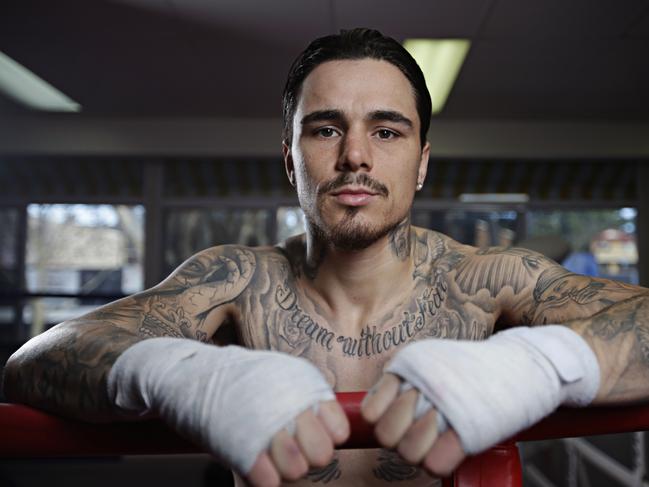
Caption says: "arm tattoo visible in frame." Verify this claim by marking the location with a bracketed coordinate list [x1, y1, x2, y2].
[85, 246, 255, 339]
[587, 294, 649, 362]
[4, 245, 257, 420]
[567, 293, 649, 402]
[528, 267, 642, 324]
[453, 247, 547, 297]
[3, 322, 141, 421]
[447, 244, 643, 329]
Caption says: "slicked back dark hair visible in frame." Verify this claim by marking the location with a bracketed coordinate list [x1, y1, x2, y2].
[282, 28, 432, 148]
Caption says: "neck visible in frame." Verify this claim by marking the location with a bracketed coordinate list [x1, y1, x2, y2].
[302, 218, 415, 325]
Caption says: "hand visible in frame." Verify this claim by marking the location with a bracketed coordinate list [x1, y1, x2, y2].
[108, 340, 343, 483]
[361, 374, 465, 477]
[247, 400, 350, 487]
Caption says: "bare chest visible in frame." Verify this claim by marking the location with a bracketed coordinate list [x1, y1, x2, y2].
[235, 272, 496, 391]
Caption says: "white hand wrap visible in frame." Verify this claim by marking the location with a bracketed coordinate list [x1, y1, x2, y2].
[386, 325, 600, 454]
[107, 338, 335, 474]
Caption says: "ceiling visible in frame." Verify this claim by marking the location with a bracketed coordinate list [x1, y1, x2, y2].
[1, 0, 649, 121]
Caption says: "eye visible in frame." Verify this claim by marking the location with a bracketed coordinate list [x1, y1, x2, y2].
[376, 128, 398, 140]
[315, 127, 339, 138]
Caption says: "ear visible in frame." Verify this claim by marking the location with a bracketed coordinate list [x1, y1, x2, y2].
[416, 142, 430, 189]
[283, 141, 296, 187]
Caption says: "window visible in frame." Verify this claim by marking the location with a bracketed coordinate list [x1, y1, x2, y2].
[413, 207, 522, 247]
[26, 204, 145, 295]
[526, 208, 638, 283]
[0, 208, 20, 290]
[23, 204, 145, 333]
[164, 209, 273, 274]
[276, 207, 306, 242]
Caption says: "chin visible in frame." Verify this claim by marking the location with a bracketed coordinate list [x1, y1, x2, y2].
[316, 208, 402, 252]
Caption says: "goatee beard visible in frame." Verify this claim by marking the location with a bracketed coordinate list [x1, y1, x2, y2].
[311, 208, 401, 252]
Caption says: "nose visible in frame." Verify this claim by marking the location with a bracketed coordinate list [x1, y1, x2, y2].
[336, 128, 372, 172]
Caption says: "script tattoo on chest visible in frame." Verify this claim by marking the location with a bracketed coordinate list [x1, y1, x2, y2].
[259, 230, 497, 359]
[273, 273, 450, 358]
[275, 282, 337, 351]
[336, 278, 449, 357]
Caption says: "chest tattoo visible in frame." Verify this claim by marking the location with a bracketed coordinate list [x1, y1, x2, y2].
[275, 282, 337, 351]
[272, 274, 452, 358]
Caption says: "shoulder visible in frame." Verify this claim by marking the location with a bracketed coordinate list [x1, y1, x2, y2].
[411, 227, 476, 272]
[165, 244, 256, 284]
[162, 243, 295, 292]
[453, 244, 555, 296]
[412, 227, 555, 295]
[274, 234, 313, 279]
[411, 227, 459, 262]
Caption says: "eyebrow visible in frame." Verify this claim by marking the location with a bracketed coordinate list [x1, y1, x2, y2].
[301, 110, 344, 126]
[368, 110, 413, 128]
[300, 108, 414, 128]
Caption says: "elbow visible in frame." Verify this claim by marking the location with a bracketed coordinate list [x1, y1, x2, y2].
[2, 337, 42, 404]
[2, 350, 24, 403]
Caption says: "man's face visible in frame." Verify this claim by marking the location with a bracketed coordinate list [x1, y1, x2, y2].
[284, 58, 430, 251]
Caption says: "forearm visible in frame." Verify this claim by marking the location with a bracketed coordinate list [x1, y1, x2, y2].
[563, 292, 649, 405]
[2, 321, 142, 422]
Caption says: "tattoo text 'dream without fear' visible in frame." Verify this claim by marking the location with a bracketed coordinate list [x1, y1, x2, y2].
[274, 279, 448, 357]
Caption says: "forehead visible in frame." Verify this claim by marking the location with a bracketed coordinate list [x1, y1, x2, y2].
[296, 59, 419, 123]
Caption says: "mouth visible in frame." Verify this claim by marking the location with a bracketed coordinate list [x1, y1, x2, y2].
[330, 186, 379, 207]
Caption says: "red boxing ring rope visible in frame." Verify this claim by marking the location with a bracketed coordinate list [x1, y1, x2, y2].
[2, 392, 649, 487]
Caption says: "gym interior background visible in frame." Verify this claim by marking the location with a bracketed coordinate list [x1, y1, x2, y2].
[1, 1, 648, 486]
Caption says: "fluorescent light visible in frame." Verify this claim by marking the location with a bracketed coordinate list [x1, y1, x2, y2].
[403, 39, 470, 114]
[0, 51, 81, 112]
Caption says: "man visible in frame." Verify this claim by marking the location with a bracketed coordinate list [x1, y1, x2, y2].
[3, 28, 649, 487]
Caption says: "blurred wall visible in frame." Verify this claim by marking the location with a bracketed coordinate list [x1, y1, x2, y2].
[1, 116, 649, 158]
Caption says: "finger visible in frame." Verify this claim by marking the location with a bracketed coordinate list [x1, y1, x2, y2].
[361, 373, 401, 423]
[318, 400, 350, 445]
[397, 407, 439, 464]
[295, 409, 334, 467]
[246, 452, 281, 487]
[269, 428, 309, 481]
[422, 429, 465, 478]
[374, 386, 418, 448]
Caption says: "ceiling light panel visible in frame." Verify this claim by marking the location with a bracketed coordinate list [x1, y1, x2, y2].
[404, 39, 471, 114]
[0, 51, 81, 112]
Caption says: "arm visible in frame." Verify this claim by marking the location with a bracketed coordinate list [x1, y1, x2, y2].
[489, 248, 649, 404]
[3, 245, 348, 486]
[566, 294, 649, 404]
[362, 244, 649, 476]
[2, 245, 255, 421]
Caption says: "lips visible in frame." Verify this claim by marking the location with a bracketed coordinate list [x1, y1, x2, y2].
[330, 187, 379, 207]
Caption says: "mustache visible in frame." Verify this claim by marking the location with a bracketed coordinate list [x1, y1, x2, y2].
[317, 173, 389, 197]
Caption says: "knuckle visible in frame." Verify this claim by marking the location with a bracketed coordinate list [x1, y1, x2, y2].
[396, 443, 421, 465]
[309, 445, 333, 467]
[374, 422, 399, 448]
[283, 460, 308, 481]
[360, 402, 379, 423]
